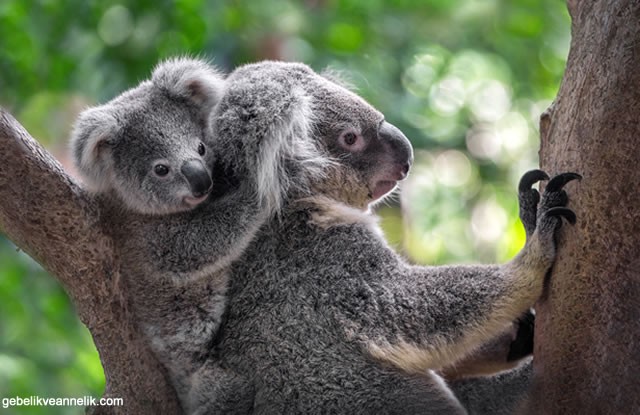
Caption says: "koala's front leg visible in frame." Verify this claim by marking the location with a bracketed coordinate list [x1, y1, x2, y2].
[363, 173, 579, 374]
[438, 172, 579, 377]
[501, 170, 564, 364]
[466, 170, 551, 370]
[501, 171, 580, 305]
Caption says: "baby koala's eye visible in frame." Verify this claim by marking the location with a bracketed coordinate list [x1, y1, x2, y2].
[154, 164, 170, 177]
[197, 142, 206, 156]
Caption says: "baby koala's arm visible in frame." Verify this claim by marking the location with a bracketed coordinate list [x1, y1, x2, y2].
[340, 172, 579, 373]
[142, 184, 265, 282]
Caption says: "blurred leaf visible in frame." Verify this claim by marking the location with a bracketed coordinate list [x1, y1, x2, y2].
[327, 23, 364, 53]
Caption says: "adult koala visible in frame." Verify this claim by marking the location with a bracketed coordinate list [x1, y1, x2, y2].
[70, 58, 282, 405]
[196, 61, 579, 414]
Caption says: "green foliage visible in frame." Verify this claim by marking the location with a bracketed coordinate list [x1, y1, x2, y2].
[0, 0, 569, 413]
[0, 240, 103, 415]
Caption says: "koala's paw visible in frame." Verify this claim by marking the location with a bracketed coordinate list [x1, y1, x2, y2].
[507, 310, 535, 362]
[518, 170, 549, 238]
[537, 172, 581, 236]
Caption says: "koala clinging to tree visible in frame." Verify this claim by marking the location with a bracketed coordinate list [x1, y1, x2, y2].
[193, 61, 579, 414]
[70, 58, 295, 405]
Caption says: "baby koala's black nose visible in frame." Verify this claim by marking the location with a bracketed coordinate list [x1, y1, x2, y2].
[181, 159, 213, 197]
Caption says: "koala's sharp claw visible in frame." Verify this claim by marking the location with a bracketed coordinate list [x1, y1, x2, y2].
[545, 172, 582, 192]
[545, 207, 577, 225]
[518, 170, 550, 192]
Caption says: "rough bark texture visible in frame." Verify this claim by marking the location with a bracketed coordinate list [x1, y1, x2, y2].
[0, 109, 182, 414]
[528, 0, 640, 413]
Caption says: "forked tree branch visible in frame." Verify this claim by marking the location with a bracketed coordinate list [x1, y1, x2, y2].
[0, 108, 182, 415]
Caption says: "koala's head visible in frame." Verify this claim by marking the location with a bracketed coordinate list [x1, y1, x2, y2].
[216, 61, 413, 213]
[71, 58, 224, 215]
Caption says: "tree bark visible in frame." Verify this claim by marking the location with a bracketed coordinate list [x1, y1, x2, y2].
[0, 109, 182, 414]
[528, 0, 640, 413]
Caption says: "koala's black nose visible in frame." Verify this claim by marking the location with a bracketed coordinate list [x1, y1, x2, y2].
[181, 159, 213, 197]
[379, 121, 414, 171]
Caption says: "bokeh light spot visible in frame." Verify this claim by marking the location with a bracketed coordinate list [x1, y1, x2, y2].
[98, 5, 134, 46]
[430, 76, 465, 116]
[471, 199, 508, 242]
[434, 150, 472, 187]
[469, 80, 511, 122]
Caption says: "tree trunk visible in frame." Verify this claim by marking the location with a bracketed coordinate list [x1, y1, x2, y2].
[528, 0, 640, 413]
[0, 110, 182, 414]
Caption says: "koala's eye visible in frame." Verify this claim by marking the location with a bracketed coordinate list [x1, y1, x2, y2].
[338, 130, 365, 151]
[343, 132, 357, 145]
[197, 142, 206, 156]
[154, 164, 170, 177]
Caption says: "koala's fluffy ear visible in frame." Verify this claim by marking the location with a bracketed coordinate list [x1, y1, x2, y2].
[218, 63, 331, 216]
[152, 57, 224, 118]
[254, 85, 319, 215]
[70, 106, 119, 191]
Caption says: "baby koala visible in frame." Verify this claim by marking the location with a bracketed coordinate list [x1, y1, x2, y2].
[70, 58, 267, 404]
[72, 58, 220, 215]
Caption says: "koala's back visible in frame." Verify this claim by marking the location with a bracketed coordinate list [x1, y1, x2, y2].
[218, 210, 465, 414]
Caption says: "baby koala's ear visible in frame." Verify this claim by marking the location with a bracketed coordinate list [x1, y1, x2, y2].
[152, 57, 224, 116]
[70, 105, 119, 192]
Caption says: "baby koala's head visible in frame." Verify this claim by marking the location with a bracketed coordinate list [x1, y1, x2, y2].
[71, 57, 224, 215]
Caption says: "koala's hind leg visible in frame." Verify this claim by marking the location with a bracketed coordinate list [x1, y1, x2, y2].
[439, 171, 554, 380]
[438, 311, 535, 381]
[448, 358, 533, 415]
[506, 310, 535, 362]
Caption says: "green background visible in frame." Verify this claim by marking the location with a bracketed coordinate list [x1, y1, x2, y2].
[0, 0, 570, 413]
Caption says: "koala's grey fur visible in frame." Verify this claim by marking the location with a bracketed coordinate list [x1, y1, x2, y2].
[70, 58, 283, 406]
[190, 61, 578, 414]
